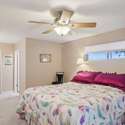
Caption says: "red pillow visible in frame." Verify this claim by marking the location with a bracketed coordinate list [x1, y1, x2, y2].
[71, 71, 101, 83]
[94, 73, 125, 91]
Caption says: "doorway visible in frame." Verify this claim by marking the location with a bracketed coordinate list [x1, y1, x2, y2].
[0, 50, 19, 99]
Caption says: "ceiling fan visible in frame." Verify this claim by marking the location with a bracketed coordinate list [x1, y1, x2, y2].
[28, 9, 96, 36]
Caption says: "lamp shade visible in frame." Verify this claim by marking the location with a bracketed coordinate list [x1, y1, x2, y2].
[54, 26, 70, 36]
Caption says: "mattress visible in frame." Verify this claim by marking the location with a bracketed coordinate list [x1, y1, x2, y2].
[17, 82, 125, 125]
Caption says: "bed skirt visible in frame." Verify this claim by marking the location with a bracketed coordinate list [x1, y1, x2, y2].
[17, 112, 125, 125]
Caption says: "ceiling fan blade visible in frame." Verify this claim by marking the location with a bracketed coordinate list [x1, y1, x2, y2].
[71, 22, 96, 28]
[42, 29, 53, 34]
[28, 21, 52, 25]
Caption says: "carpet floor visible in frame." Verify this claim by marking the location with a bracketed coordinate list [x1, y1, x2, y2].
[0, 96, 27, 125]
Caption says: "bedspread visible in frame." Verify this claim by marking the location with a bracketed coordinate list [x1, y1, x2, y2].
[17, 82, 125, 125]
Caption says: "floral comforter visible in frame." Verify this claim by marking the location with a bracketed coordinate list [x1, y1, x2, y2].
[17, 82, 125, 125]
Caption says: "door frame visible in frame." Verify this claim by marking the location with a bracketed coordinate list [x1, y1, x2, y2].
[14, 50, 20, 93]
[0, 51, 2, 93]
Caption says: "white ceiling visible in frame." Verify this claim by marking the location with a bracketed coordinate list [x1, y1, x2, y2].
[0, 0, 125, 43]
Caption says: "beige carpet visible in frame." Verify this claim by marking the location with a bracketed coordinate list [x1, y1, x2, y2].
[0, 96, 27, 125]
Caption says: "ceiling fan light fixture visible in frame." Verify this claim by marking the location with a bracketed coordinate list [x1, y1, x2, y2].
[54, 26, 70, 36]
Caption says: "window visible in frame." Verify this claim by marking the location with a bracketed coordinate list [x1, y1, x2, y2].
[85, 50, 125, 61]
[111, 51, 125, 59]
[87, 52, 108, 61]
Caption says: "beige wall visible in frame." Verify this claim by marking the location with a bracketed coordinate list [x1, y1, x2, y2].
[26, 38, 63, 88]
[13, 28, 125, 91]
[0, 43, 14, 92]
[62, 28, 125, 82]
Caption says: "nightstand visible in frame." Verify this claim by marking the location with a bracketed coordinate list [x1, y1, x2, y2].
[52, 81, 63, 85]
[52, 72, 64, 85]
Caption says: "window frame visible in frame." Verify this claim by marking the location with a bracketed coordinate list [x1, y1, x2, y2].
[84, 49, 125, 62]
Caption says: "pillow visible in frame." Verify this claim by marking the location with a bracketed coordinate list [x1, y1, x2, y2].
[94, 73, 125, 91]
[71, 71, 101, 83]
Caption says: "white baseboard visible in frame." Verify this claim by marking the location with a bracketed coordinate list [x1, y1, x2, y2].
[0, 91, 19, 100]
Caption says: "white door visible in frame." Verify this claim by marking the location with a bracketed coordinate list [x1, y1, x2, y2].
[14, 50, 20, 93]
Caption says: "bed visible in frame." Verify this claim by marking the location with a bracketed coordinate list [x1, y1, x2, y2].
[17, 82, 125, 125]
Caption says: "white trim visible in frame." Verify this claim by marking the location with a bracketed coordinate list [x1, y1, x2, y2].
[14, 50, 20, 93]
[0, 51, 2, 93]
[0, 91, 19, 100]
